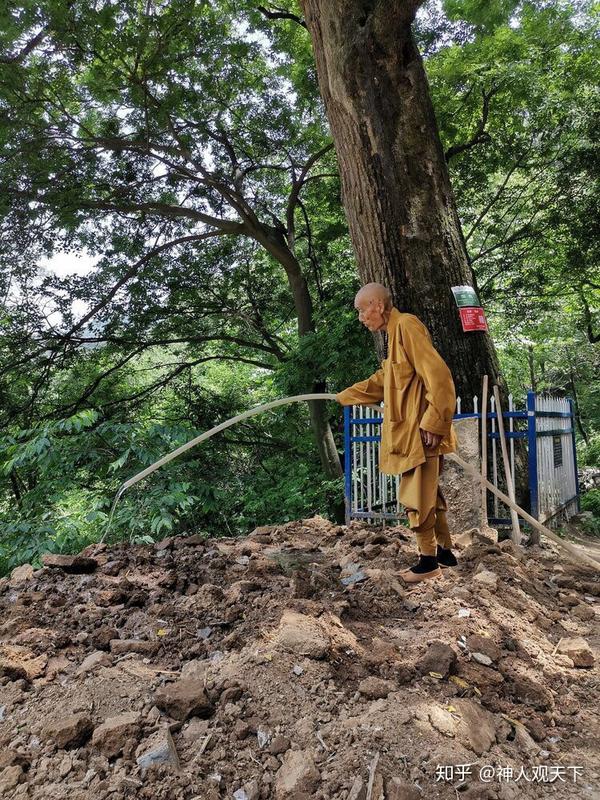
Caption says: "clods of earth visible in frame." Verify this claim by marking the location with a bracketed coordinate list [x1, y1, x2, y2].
[0, 517, 599, 799]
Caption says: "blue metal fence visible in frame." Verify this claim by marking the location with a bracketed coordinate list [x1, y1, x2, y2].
[343, 391, 580, 527]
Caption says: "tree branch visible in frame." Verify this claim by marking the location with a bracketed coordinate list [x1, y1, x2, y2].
[0, 231, 238, 379]
[286, 142, 334, 244]
[52, 350, 144, 418]
[0, 29, 47, 64]
[445, 86, 497, 163]
[79, 199, 246, 233]
[96, 355, 276, 412]
[66, 333, 283, 358]
[579, 292, 600, 344]
[257, 5, 307, 28]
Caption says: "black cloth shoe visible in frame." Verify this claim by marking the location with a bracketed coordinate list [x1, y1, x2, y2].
[409, 554, 439, 574]
[437, 545, 458, 568]
[400, 554, 442, 583]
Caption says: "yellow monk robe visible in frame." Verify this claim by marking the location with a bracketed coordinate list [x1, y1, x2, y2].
[336, 307, 458, 474]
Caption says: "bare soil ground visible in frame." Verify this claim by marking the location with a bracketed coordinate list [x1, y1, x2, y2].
[0, 517, 599, 800]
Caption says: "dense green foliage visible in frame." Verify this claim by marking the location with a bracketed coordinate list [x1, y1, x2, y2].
[581, 488, 600, 536]
[581, 489, 600, 517]
[0, 0, 598, 573]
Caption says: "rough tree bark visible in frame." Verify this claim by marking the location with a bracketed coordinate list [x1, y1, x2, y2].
[300, 0, 507, 405]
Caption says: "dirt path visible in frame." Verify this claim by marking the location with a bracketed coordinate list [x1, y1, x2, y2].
[0, 517, 599, 799]
[563, 523, 600, 565]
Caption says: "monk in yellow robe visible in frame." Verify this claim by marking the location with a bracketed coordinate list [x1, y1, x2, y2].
[336, 283, 459, 583]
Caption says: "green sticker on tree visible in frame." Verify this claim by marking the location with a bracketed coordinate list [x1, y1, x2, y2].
[451, 285, 480, 308]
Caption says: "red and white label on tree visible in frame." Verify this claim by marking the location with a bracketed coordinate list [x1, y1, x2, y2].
[459, 307, 488, 332]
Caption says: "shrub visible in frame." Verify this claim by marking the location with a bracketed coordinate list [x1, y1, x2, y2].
[581, 488, 600, 517]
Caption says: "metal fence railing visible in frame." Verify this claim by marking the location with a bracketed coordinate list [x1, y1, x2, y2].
[343, 390, 580, 528]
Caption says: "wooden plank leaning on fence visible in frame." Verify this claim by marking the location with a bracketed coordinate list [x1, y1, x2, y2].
[480, 375, 489, 529]
[446, 448, 600, 571]
[493, 385, 522, 547]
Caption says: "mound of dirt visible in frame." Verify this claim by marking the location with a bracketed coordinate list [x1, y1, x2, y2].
[0, 517, 599, 799]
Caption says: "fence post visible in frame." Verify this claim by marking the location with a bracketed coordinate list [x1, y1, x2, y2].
[568, 397, 581, 513]
[344, 405, 351, 525]
[527, 391, 538, 520]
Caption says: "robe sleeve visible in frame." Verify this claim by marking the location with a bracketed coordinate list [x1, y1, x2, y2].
[401, 316, 456, 436]
[335, 366, 385, 406]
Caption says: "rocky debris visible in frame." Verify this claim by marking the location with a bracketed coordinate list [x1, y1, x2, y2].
[347, 775, 365, 799]
[93, 586, 128, 606]
[472, 568, 498, 590]
[454, 699, 497, 755]
[45, 653, 71, 680]
[75, 650, 112, 675]
[273, 609, 330, 659]
[513, 722, 541, 757]
[465, 634, 501, 666]
[9, 564, 34, 584]
[233, 778, 261, 800]
[557, 636, 595, 667]
[182, 717, 210, 741]
[423, 697, 497, 756]
[91, 712, 142, 757]
[0, 751, 28, 770]
[274, 748, 320, 798]
[505, 669, 555, 710]
[41, 553, 98, 573]
[0, 514, 598, 800]
[249, 525, 274, 543]
[340, 562, 368, 586]
[427, 705, 456, 737]
[225, 579, 262, 603]
[109, 638, 160, 656]
[0, 645, 47, 681]
[136, 727, 181, 775]
[90, 625, 119, 650]
[267, 734, 290, 755]
[471, 651, 493, 666]
[571, 602, 595, 621]
[357, 676, 396, 699]
[233, 719, 251, 740]
[154, 679, 214, 721]
[454, 525, 498, 548]
[0, 765, 24, 794]
[416, 640, 458, 678]
[578, 467, 600, 492]
[386, 776, 421, 800]
[12, 626, 57, 648]
[181, 658, 209, 681]
[42, 713, 93, 748]
[362, 567, 404, 596]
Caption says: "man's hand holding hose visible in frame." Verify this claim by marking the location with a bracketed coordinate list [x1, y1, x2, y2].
[420, 429, 444, 474]
[420, 428, 443, 449]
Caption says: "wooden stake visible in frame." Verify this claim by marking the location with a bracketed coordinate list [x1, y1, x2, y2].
[493, 385, 522, 546]
[365, 752, 380, 800]
[552, 637, 563, 656]
[480, 375, 489, 528]
[446, 450, 600, 571]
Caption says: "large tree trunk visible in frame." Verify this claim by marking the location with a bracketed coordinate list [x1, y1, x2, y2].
[300, 0, 506, 405]
[300, 1, 535, 524]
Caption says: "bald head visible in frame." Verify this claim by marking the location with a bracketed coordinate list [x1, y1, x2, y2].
[353, 283, 393, 333]
[354, 283, 392, 311]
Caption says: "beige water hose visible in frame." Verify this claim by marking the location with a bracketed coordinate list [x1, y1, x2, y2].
[104, 394, 599, 570]
[101, 394, 338, 541]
